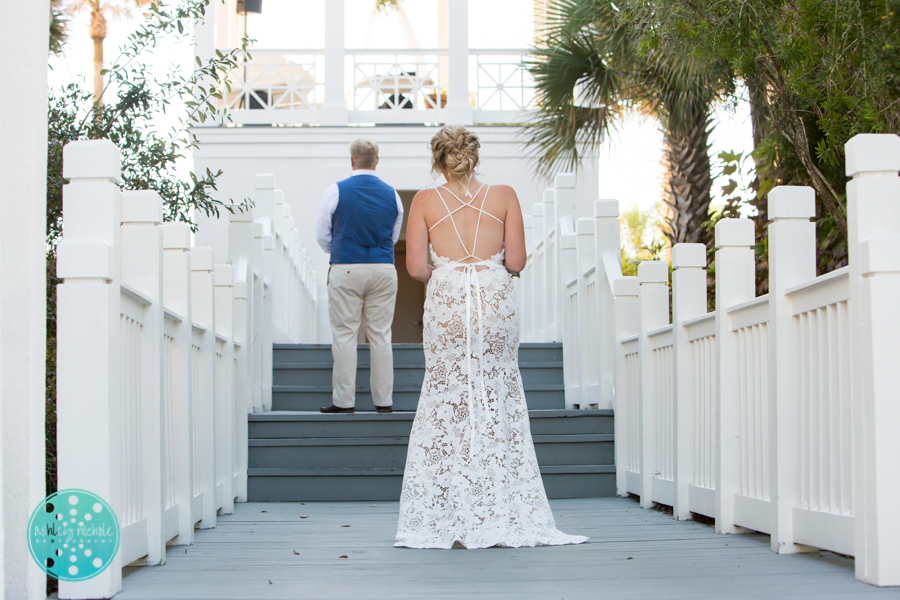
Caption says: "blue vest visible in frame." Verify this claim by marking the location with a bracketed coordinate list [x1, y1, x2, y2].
[330, 174, 398, 264]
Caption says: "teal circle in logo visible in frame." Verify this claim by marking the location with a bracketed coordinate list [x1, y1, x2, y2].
[28, 489, 119, 581]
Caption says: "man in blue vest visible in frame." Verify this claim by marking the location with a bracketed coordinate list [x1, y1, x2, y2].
[315, 138, 403, 414]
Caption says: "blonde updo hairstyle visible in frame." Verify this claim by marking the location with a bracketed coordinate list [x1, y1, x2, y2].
[430, 125, 481, 195]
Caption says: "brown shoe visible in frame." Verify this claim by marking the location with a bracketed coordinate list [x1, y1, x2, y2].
[376, 406, 393, 414]
[320, 405, 354, 414]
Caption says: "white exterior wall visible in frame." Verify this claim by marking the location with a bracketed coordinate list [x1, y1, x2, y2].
[194, 125, 599, 342]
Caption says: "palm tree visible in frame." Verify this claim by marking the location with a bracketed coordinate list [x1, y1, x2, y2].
[524, 0, 732, 247]
[68, 0, 154, 105]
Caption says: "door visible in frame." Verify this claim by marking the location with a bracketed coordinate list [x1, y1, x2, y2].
[392, 240, 425, 343]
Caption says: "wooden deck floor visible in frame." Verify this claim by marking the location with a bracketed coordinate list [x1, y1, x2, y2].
[101, 498, 900, 599]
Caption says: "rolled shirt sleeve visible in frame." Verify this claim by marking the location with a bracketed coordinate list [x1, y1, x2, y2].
[315, 183, 340, 254]
[392, 191, 404, 245]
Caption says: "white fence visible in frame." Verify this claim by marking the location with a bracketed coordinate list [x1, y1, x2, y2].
[55, 140, 317, 599]
[519, 134, 900, 586]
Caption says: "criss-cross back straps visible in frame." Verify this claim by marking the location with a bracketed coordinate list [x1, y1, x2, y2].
[428, 183, 503, 261]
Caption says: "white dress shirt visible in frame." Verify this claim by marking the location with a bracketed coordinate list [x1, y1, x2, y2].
[315, 169, 404, 255]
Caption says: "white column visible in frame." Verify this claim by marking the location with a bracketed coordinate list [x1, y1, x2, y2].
[190, 247, 217, 529]
[446, 0, 473, 125]
[713, 218, 756, 534]
[671, 243, 707, 521]
[121, 191, 166, 566]
[530, 203, 545, 341]
[214, 264, 235, 515]
[555, 174, 576, 343]
[594, 200, 622, 411]
[576, 217, 597, 406]
[559, 223, 578, 408]
[322, 0, 348, 125]
[637, 261, 669, 508]
[846, 133, 900, 586]
[0, 3, 49, 598]
[766, 186, 818, 554]
[161, 224, 195, 546]
[612, 276, 639, 496]
[56, 140, 124, 600]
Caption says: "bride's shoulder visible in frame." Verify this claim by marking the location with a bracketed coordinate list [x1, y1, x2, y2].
[487, 184, 519, 203]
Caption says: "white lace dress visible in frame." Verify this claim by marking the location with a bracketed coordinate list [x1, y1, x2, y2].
[394, 185, 588, 550]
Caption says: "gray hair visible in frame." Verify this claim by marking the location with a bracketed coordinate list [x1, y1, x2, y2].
[349, 138, 379, 169]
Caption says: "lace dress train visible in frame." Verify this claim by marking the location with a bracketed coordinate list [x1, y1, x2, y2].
[394, 240, 589, 549]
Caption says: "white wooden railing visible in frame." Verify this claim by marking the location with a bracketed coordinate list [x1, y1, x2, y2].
[55, 140, 317, 599]
[519, 134, 900, 587]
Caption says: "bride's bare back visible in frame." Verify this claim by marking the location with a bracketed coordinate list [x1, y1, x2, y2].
[406, 176, 526, 281]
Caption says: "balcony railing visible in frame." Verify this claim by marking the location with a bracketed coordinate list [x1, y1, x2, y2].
[216, 48, 534, 126]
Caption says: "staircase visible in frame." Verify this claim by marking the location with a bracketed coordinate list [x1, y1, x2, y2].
[247, 343, 616, 501]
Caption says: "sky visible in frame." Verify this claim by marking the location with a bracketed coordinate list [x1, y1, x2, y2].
[49, 0, 754, 222]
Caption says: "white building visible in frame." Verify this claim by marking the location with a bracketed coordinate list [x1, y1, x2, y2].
[191, 0, 599, 342]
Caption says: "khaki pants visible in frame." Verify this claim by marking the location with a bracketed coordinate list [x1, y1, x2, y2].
[328, 263, 398, 408]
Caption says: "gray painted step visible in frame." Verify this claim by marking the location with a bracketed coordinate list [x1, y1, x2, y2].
[248, 409, 614, 439]
[272, 342, 566, 412]
[247, 465, 616, 502]
[246, 409, 615, 501]
[249, 434, 614, 469]
[272, 385, 565, 411]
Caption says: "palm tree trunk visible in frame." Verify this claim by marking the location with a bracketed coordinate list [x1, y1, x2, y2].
[660, 99, 713, 248]
[90, 7, 107, 105]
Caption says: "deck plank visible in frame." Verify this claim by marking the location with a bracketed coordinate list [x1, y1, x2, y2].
[82, 498, 900, 599]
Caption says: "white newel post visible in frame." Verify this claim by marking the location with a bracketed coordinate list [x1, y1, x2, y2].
[0, 3, 48, 597]
[713, 218, 756, 534]
[576, 217, 597, 406]
[445, 0, 473, 125]
[542, 188, 558, 343]
[121, 191, 166, 566]
[56, 140, 124, 600]
[637, 261, 669, 508]
[322, 0, 348, 125]
[612, 277, 639, 496]
[531, 203, 545, 341]
[214, 265, 235, 515]
[232, 268, 249, 503]
[190, 247, 217, 529]
[766, 187, 817, 554]
[594, 200, 622, 411]
[251, 222, 265, 413]
[254, 175, 276, 411]
[555, 174, 577, 343]
[846, 133, 900, 586]
[671, 243, 707, 521]
[522, 214, 533, 342]
[161, 224, 195, 546]
[560, 221, 578, 408]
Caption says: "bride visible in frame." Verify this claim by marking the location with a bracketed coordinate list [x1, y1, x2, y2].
[394, 126, 588, 549]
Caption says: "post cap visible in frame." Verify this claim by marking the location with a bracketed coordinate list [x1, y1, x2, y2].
[531, 203, 544, 216]
[672, 243, 706, 269]
[543, 188, 556, 203]
[613, 276, 639, 296]
[715, 218, 755, 249]
[252, 222, 264, 238]
[768, 186, 815, 220]
[594, 200, 619, 218]
[523, 214, 532, 228]
[162, 223, 191, 250]
[274, 189, 284, 205]
[122, 190, 163, 224]
[233, 281, 248, 299]
[56, 240, 114, 281]
[638, 261, 669, 284]
[845, 133, 900, 177]
[263, 235, 273, 251]
[63, 140, 122, 182]
[560, 233, 577, 250]
[860, 233, 900, 276]
[255, 173, 276, 190]
[555, 173, 576, 189]
[215, 264, 234, 286]
[190, 247, 215, 271]
[576, 218, 594, 236]
[229, 205, 252, 222]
